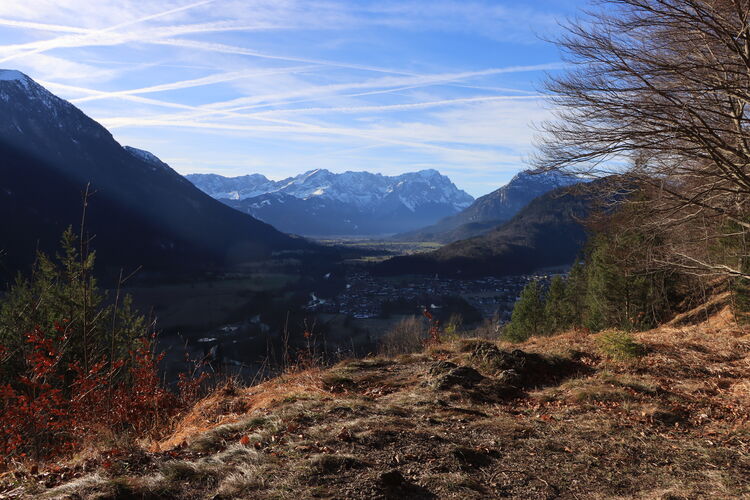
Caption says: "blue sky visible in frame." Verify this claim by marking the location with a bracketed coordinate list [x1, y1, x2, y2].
[0, 0, 587, 197]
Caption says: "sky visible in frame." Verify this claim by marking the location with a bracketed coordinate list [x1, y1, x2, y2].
[0, 0, 588, 197]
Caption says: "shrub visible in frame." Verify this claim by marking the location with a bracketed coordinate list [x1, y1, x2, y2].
[0, 326, 177, 461]
[0, 227, 144, 383]
[504, 280, 545, 342]
[0, 229, 204, 464]
[442, 313, 464, 341]
[597, 330, 646, 360]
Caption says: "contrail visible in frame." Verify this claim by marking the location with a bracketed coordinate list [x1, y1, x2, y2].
[0, 19, 91, 33]
[202, 64, 562, 111]
[246, 95, 544, 116]
[98, 115, 500, 160]
[0, 0, 216, 64]
[40, 81, 211, 111]
[69, 65, 317, 104]
[51, 65, 551, 125]
[0, 20, 287, 54]
[150, 38, 416, 76]
[47, 63, 552, 126]
[60, 82, 502, 160]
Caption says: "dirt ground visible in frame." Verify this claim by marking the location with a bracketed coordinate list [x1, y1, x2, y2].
[2, 307, 749, 499]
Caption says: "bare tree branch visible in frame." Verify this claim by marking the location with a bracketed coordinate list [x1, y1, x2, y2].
[534, 0, 750, 280]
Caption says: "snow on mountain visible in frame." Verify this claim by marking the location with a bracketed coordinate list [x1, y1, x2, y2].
[0, 69, 112, 145]
[393, 169, 587, 243]
[186, 168, 473, 213]
[493, 169, 582, 206]
[0, 69, 61, 108]
[0, 70, 29, 86]
[184, 173, 280, 200]
[124, 146, 171, 171]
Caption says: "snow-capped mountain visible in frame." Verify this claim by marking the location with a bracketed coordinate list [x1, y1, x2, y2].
[187, 169, 472, 212]
[183, 173, 278, 200]
[0, 69, 309, 272]
[186, 169, 474, 236]
[395, 169, 586, 243]
[462, 170, 584, 223]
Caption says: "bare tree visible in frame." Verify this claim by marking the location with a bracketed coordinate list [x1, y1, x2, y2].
[534, 0, 750, 279]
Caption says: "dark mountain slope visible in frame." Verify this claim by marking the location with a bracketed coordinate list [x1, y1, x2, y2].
[394, 170, 584, 243]
[376, 180, 607, 278]
[225, 192, 464, 236]
[0, 70, 310, 276]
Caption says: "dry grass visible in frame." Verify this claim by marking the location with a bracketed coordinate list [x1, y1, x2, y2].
[157, 368, 328, 451]
[6, 305, 750, 499]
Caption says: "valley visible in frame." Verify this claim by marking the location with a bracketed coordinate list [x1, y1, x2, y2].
[122, 235, 562, 386]
[309, 271, 552, 323]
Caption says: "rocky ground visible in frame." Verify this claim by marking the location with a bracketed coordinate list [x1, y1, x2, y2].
[2, 307, 750, 499]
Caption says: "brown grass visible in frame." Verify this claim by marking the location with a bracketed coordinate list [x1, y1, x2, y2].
[6, 305, 750, 499]
[157, 368, 328, 451]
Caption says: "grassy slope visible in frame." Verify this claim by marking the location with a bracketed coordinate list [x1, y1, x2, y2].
[4, 308, 750, 499]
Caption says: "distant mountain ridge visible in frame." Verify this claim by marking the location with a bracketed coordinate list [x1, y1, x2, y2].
[0, 70, 311, 276]
[376, 179, 610, 278]
[187, 169, 474, 236]
[394, 170, 585, 243]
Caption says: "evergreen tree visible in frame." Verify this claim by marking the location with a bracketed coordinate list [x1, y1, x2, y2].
[543, 275, 571, 334]
[0, 228, 145, 383]
[506, 212, 680, 340]
[504, 279, 545, 342]
[564, 260, 587, 328]
[583, 234, 624, 331]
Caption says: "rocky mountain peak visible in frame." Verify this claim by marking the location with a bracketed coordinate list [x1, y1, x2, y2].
[187, 169, 473, 213]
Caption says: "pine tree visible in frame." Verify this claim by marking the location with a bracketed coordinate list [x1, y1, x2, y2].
[580, 229, 675, 332]
[504, 279, 545, 342]
[583, 234, 624, 331]
[564, 260, 587, 329]
[0, 227, 144, 383]
[543, 275, 571, 334]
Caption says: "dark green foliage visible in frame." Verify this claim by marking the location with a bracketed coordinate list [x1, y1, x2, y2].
[505, 219, 679, 340]
[543, 275, 572, 334]
[581, 231, 675, 332]
[714, 220, 750, 322]
[564, 261, 587, 327]
[504, 280, 545, 342]
[597, 330, 646, 360]
[0, 228, 145, 382]
[582, 234, 625, 332]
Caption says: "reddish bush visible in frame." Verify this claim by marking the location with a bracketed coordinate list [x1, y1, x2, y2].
[0, 327, 190, 464]
[423, 308, 442, 346]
